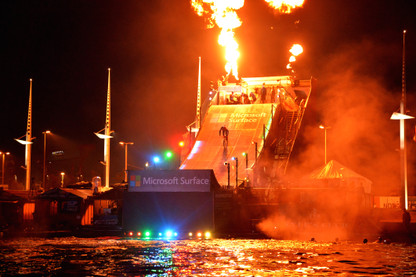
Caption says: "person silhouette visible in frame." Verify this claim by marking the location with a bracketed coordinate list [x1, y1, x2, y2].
[219, 125, 229, 146]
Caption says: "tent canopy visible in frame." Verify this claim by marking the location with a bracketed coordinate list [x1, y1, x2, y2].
[36, 187, 93, 200]
[308, 160, 372, 194]
[0, 189, 32, 203]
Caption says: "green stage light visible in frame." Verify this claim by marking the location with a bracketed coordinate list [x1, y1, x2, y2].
[165, 151, 173, 159]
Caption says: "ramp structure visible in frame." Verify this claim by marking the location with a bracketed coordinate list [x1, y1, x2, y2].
[122, 76, 313, 237]
[181, 76, 313, 188]
[180, 104, 273, 187]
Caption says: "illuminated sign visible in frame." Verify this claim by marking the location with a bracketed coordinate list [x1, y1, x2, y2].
[219, 85, 241, 92]
[128, 170, 213, 192]
[229, 112, 267, 123]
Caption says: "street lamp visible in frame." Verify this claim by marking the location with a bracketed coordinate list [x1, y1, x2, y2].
[165, 151, 173, 159]
[391, 113, 414, 211]
[60, 172, 65, 187]
[390, 29, 412, 210]
[232, 156, 238, 188]
[224, 162, 230, 188]
[42, 130, 51, 190]
[319, 125, 331, 164]
[242, 152, 248, 168]
[119, 141, 134, 183]
[252, 141, 258, 162]
[0, 151, 10, 185]
[153, 156, 160, 169]
[164, 150, 174, 169]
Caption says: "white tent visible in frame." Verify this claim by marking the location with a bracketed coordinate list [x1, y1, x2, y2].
[308, 160, 372, 194]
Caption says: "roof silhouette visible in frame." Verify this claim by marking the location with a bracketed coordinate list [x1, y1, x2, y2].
[309, 160, 372, 193]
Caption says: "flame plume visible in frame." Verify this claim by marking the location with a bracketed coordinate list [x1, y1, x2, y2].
[191, 0, 305, 79]
[289, 43, 303, 56]
[287, 43, 303, 73]
[264, 0, 305, 14]
[191, 0, 244, 79]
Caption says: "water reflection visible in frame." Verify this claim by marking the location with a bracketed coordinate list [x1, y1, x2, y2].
[0, 237, 415, 276]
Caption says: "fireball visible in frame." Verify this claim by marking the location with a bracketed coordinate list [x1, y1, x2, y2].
[191, 0, 305, 79]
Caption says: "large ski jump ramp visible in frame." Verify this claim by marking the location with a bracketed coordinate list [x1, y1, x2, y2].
[180, 104, 275, 187]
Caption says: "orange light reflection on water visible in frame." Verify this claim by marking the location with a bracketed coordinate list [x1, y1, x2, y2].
[0, 238, 415, 276]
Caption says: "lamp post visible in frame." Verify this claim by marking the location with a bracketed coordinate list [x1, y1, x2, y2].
[232, 157, 238, 188]
[164, 150, 174, 169]
[252, 141, 258, 187]
[319, 125, 331, 164]
[390, 29, 413, 210]
[153, 156, 160, 170]
[242, 152, 248, 168]
[60, 172, 65, 187]
[0, 151, 10, 185]
[42, 130, 51, 190]
[391, 111, 414, 210]
[224, 162, 230, 188]
[119, 141, 134, 183]
[178, 141, 185, 166]
[252, 141, 258, 163]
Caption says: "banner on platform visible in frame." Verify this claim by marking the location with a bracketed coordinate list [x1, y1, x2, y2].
[128, 170, 213, 192]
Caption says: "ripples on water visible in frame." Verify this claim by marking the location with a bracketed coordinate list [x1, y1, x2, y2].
[0, 237, 415, 276]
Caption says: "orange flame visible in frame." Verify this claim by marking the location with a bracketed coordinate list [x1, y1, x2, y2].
[289, 43, 303, 56]
[264, 0, 305, 14]
[191, 0, 243, 79]
[191, 0, 305, 79]
[287, 43, 303, 73]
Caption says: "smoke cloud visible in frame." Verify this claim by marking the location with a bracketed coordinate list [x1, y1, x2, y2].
[258, 38, 414, 240]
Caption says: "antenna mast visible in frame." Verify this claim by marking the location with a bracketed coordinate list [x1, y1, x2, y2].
[25, 79, 33, 191]
[400, 30, 408, 210]
[196, 57, 202, 131]
[104, 68, 111, 189]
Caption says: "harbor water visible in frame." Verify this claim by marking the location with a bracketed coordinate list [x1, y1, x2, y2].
[1, 237, 415, 276]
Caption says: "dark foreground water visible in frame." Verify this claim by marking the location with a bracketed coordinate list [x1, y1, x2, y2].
[0, 237, 415, 276]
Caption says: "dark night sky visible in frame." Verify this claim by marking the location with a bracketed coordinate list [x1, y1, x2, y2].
[1, 0, 415, 187]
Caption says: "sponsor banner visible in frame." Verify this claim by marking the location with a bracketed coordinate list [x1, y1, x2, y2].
[228, 112, 267, 123]
[219, 85, 242, 92]
[373, 196, 400, 209]
[211, 111, 268, 124]
[128, 170, 212, 192]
